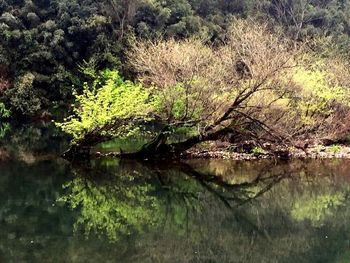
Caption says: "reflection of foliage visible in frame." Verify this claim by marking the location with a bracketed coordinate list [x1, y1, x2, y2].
[1, 123, 69, 163]
[60, 159, 290, 244]
[4, 151, 350, 262]
[59, 160, 213, 243]
[59, 174, 161, 241]
[0, 122, 10, 139]
[0, 159, 76, 262]
[291, 193, 346, 226]
[53, 158, 350, 262]
[0, 102, 11, 118]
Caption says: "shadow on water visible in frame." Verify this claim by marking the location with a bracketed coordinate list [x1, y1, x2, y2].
[58, 158, 350, 263]
[1, 124, 350, 262]
[0, 122, 70, 163]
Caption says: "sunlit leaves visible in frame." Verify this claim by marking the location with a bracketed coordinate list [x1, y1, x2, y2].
[291, 63, 350, 125]
[56, 70, 155, 141]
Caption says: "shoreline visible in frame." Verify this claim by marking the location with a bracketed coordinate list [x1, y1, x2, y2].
[2, 144, 350, 163]
[183, 144, 350, 161]
[183, 148, 350, 161]
[93, 144, 350, 161]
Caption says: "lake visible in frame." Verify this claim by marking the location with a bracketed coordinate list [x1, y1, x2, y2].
[0, 123, 350, 262]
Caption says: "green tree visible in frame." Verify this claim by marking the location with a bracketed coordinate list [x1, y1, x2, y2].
[0, 0, 124, 116]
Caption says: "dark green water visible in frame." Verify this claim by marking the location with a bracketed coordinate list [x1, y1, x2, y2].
[1, 124, 350, 262]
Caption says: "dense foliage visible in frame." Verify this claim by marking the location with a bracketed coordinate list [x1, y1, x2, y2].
[57, 70, 154, 143]
[2, 0, 350, 117]
[58, 20, 350, 157]
[1, 0, 350, 156]
[0, 0, 122, 115]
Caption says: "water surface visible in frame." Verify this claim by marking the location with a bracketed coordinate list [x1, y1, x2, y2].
[1, 124, 350, 262]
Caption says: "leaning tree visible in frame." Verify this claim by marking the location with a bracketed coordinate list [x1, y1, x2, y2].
[58, 20, 350, 159]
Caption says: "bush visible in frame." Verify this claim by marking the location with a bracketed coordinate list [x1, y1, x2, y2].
[56, 70, 155, 142]
[330, 145, 341, 154]
[251, 147, 265, 156]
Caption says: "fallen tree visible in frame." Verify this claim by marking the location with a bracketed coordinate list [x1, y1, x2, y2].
[58, 20, 350, 160]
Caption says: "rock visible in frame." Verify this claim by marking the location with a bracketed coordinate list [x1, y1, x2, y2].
[232, 141, 256, 153]
[272, 149, 291, 160]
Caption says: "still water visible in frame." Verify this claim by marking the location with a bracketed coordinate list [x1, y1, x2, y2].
[1, 124, 350, 262]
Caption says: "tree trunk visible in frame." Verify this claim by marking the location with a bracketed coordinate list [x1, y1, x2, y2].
[62, 126, 235, 161]
[62, 145, 92, 160]
[117, 127, 235, 159]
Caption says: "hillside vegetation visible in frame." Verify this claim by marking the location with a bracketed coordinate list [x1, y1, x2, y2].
[1, 0, 350, 157]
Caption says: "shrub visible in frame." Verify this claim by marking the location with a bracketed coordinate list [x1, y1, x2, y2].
[251, 147, 265, 156]
[56, 70, 155, 142]
[330, 145, 341, 154]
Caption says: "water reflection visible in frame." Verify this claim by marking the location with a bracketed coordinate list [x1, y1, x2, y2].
[58, 158, 350, 263]
[0, 122, 69, 163]
[1, 124, 350, 262]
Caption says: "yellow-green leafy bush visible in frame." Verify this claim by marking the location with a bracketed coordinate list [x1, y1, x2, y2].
[292, 64, 349, 125]
[57, 70, 154, 142]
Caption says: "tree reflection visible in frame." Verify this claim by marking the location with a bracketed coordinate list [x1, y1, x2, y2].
[59, 159, 350, 262]
[0, 123, 69, 163]
[60, 160, 287, 246]
[0, 122, 10, 139]
[291, 192, 346, 226]
[60, 164, 161, 241]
